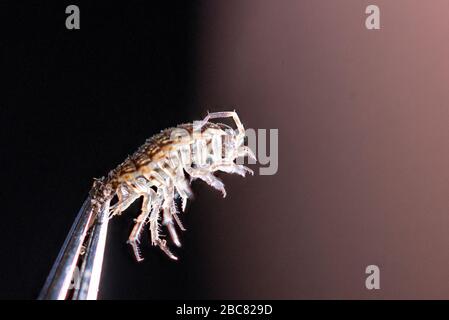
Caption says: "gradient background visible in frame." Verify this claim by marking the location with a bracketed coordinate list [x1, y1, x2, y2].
[1, 1, 448, 299]
[191, 0, 449, 299]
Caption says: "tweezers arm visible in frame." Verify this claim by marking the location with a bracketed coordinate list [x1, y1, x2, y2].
[38, 197, 95, 300]
[73, 201, 110, 300]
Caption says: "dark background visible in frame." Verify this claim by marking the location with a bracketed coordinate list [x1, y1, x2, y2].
[0, 2, 205, 299]
[2, 1, 449, 299]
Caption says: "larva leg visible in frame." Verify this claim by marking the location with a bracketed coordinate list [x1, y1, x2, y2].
[159, 159, 192, 211]
[159, 158, 186, 230]
[185, 167, 227, 197]
[199, 111, 245, 138]
[237, 146, 257, 162]
[172, 208, 186, 231]
[161, 184, 181, 248]
[148, 191, 163, 246]
[142, 178, 174, 257]
[176, 180, 191, 212]
[156, 221, 179, 259]
[155, 239, 178, 261]
[210, 162, 254, 177]
[109, 191, 140, 217]
[127, 193, 152, 262]
[108, 185, 126, 216]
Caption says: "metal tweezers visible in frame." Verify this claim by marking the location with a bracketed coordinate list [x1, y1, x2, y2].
[38, 196, 110, 300]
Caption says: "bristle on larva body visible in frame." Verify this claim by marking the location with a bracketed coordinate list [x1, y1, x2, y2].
[90, 111, 256, 261]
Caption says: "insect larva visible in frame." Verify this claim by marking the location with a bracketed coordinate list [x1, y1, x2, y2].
[89, 111, 256, 261]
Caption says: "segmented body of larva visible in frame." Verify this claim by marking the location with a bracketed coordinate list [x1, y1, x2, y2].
[88, 111, 256, 261]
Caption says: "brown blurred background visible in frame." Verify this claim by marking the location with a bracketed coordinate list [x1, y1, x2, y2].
[192, 0, 449, 299]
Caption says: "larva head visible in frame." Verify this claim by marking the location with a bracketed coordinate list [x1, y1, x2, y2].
[89, 176, 114, 214]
